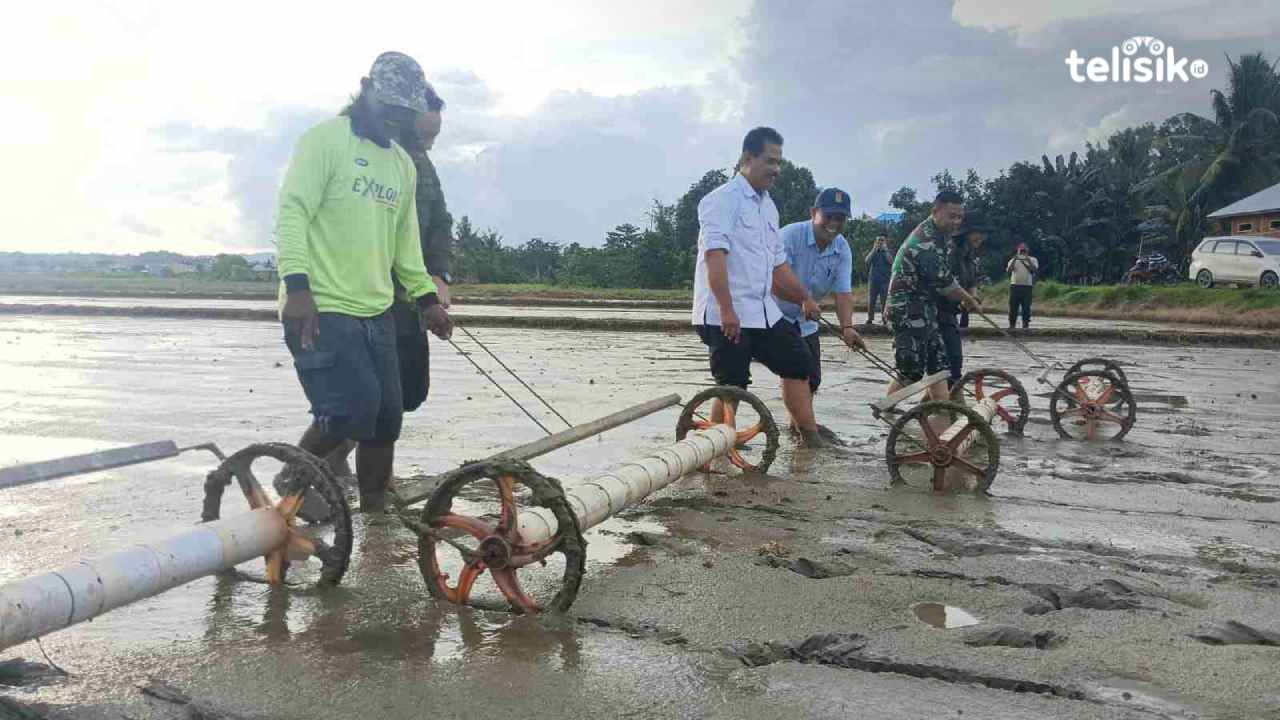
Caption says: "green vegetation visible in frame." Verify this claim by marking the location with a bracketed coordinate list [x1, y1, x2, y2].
[3, 272, 1277, 327]
[445, 52, 1279, 289]
[0, 272, 277, 297]
[981, 280, 1280, 328]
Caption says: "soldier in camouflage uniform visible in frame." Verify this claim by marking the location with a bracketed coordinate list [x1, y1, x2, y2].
[322, 77, 455, 477]
[393, 86, 454, 413]
[885, 191, 978, 402]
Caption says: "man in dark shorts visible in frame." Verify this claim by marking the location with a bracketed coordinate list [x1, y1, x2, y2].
[322, 76, 455, 476]
[275, 51, 452, 513]
[691, 127, 833, 448]
[884, 191, 979, 403]
[938, 212, 987, 389]
[777, 187, 865, 442]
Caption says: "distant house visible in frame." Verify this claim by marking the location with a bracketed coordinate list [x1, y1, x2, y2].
[1206, 182, 1280, 239]
[874, 211, 905, 225]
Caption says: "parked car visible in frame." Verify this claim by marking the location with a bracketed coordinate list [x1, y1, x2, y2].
[1188, 236, 1280, 289]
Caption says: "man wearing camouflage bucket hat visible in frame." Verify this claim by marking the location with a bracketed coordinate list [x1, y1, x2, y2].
[275, 51, 453, 514]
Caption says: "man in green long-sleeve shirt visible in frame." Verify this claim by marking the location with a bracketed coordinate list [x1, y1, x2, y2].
[276, 51, 452, 513]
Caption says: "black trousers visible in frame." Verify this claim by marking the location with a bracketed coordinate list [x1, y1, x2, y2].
[938, 319, 963, 386]
[867, 281, 889, 322]
[391, 299, 431, 411]
[1009, 285, 1033, 328]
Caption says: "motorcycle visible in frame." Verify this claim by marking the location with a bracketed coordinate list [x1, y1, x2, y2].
[1123, 253, 1180, 285]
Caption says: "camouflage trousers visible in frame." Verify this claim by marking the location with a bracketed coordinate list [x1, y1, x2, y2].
[889, 312, 945, 384]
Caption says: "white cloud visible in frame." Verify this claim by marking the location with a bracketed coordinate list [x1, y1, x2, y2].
[0, 0, 1274, 254]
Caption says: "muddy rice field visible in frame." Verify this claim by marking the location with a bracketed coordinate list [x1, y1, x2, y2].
[1, 311, 1279, 719]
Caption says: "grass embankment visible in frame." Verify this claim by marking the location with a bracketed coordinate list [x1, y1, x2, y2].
[0, 272, 278, 297]
[982, 280, 1280, 329]
[2, 273, 1279, 329]
[0, 274, 691, 303]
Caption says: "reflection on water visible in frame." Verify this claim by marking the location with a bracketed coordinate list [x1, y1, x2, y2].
[911, 602, 980, 629]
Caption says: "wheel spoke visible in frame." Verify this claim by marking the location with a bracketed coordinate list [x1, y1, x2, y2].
[931, 465, 948, 491]
[894, 451, 933, 466]
[727, 448, 757, 472]
[496, 475, 520, 543]
[436, 512, 495, 541]
[953, 456, 987, 478]
[443, 559, 485, 605]
[947, 424, 976, 451]
[1097, 383, 1117, 404]
[424, 528, 481, 561]
[974, 374, 985, 399]
[510, 535, 564, 568]
[491, 568, 541, 613]
[736, 423, 764, 444]
[264, 550, 286, 584]
[235, 464, 271, 510]
[1057, 406, 1085, 418]
[1086, 417, 1098, 441]
[990, 388, 1014, 402]
[918, 416, 940, 447]
[276, 493, 306, 523]
[995, 406, 1017, 426]
[1098, 409, 1129, 425]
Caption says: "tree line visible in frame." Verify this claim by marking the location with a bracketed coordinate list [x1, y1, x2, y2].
[452, 52, 1280, 288]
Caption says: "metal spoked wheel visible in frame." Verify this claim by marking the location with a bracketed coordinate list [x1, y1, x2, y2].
[675, 386, 779, 473]
[1049, 370, 1137, 441]
[203, 443, 353, 588]
[885, 400, 1000, 494]
[1064, 357, 1129, 387]
[948, 368, 1030, 436]
[413, 459, 586, 614]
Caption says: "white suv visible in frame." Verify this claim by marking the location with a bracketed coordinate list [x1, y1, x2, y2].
[1189, 236, 1280, 289]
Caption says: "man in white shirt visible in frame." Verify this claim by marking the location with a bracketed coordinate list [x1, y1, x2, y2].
[692, 127, 832, 448]
[1006, 243, 1039, 330]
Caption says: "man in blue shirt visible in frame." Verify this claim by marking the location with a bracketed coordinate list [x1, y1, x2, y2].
[777, 188, 865, 441]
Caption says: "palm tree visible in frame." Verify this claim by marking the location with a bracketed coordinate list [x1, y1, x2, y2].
[1137, 52, 1280, 263]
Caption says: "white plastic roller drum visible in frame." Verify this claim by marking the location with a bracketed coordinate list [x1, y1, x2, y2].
[941, 398, 998, 455]
[511, 426, 735, 547]
[1, 508, 288, 652]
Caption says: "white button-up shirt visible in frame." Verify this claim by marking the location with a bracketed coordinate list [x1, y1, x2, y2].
[691, 174, 787, 329]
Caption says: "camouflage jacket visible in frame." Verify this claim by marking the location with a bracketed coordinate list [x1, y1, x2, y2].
[413, 152, 453, 276]
[887, 216, 960, 323]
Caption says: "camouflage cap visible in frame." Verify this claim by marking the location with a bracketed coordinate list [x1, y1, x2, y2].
[369, 51, 431, 115]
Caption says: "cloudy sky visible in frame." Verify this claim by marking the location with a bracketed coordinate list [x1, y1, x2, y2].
[3, 0, 1277, 255]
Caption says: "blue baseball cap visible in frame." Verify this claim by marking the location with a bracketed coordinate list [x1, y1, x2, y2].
[813, 187, 851, 216]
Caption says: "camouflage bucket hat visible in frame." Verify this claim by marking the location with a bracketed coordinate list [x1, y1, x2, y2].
[369, 51, 431, 115]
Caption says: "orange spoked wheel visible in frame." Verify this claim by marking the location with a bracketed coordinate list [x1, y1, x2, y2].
[885, 400, 1000, 494]
[1065, 357, 1129, 387]
[204, 443, 353, 588]
[949, 368, 1031, 436]
[1050, 370, 1137, 441]
[675, 386, 779, 474]
[414, 459, 585, 614]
